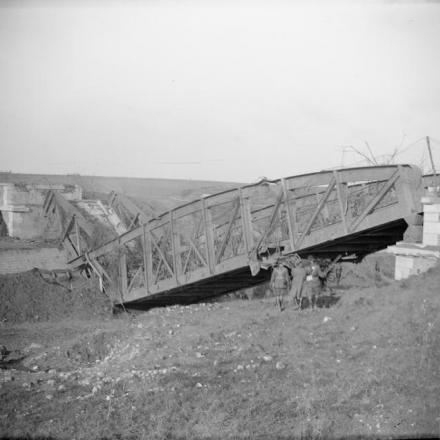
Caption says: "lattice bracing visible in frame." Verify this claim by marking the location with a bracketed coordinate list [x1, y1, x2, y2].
[68, 165, 423, 306]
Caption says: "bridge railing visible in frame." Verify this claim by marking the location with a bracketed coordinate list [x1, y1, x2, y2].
[69, 164, 423, 303]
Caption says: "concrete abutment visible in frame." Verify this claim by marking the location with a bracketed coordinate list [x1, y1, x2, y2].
[389, 189, 440, 279]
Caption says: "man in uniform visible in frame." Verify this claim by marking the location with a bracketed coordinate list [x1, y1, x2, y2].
[310, 258, 338, 308]
[308, 259, 323, 309]
[270, 258, 291, 311]
[288, 258, 310, 309]
[335, 262, 343, 286]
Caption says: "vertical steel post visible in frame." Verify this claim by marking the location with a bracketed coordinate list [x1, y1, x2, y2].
[120, 253, 128, 299]
[239, 188, 252, 254]
[281, 178, 295, 252]
[74, 216, 81, 255]
[169, 210, 179, 285]
[141, 224, 149, 290]
[426, 136, 439, 188]
[201, 197, 215, 275]
[145, 226, 154, 291]
[333, 170, 348, 234]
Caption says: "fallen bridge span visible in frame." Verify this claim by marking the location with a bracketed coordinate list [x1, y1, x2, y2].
[69, 165, 423, 308]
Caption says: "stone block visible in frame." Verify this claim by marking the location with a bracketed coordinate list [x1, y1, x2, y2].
[423, 204, 440, 213]
[422, 194, 440, 204]
[395, 256, 413, 280]
[424, 212, 440, 223]
[395, 266, 410, 281]
[389, 243, 440, 280]
[423, 222, 440, 234]
[394, 253, 439, 280]
[423, 232, 440, 246]
[397, 256, 414, 268]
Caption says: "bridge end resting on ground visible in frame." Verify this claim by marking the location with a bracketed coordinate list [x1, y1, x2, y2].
[67, 164, 424, 308]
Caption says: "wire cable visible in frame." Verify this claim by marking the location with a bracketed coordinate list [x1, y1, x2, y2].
[393, 137, 425, 156]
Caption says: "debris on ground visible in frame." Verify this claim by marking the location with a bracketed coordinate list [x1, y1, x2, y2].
[0, 269, 112, 324]
[0, 255, 439, 439]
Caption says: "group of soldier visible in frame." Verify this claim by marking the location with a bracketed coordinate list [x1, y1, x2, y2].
[270, 255, 342, 311]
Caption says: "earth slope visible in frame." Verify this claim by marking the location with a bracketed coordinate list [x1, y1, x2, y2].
[1, 256, 439, 439]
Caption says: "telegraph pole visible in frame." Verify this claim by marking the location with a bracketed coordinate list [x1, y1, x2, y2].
[426, 135, 439, 189]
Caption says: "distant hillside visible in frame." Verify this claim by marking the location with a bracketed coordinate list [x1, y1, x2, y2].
[0, 172, 243, 213]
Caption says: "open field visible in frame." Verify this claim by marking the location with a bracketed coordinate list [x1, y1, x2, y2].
[0, 172, 241, 213]
[1, 255, 440, 439]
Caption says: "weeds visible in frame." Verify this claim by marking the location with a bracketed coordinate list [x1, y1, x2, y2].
[2, 261, 440, 439]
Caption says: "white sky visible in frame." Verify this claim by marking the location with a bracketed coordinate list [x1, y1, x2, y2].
[1, 0, 439, 182]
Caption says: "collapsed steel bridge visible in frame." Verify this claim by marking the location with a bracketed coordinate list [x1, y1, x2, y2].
[68, 165, 423, 308]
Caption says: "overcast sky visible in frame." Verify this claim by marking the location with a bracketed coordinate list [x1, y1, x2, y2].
[1, 0, 439, 182]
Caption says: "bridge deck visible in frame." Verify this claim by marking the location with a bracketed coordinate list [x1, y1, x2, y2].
[69, 165, 423, 307]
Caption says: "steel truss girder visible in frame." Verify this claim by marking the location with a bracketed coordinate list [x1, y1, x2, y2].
[68, 164, 423, 305]
[43, 190, 94, 258]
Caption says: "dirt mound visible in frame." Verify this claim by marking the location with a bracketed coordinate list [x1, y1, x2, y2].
[0, 269, 112, 324]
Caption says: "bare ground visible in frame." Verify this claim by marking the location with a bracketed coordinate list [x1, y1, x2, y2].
[1, 256, 440, 439]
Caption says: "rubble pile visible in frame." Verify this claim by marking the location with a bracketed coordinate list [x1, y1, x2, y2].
[0, 269, 112, 324]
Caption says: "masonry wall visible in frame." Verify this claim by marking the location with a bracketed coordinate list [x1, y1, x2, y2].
[391, 193, 440, 280]
[394, 253, 439, 280]
[423, 203, 440, 246]
[0, 183, 81, 240]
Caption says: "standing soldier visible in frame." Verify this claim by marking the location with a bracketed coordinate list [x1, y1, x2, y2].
[288, 259, 310, 308]
[335, 262, 343, 286]
[309, 260, 323, 309]
[270, 259, 291, 311]
[309, 257, 341, 308]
